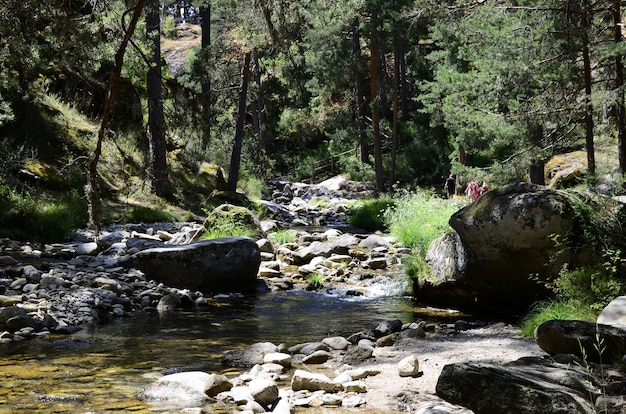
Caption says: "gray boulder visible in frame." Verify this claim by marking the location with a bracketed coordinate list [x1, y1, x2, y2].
[436, 357, 598, 414]
[598, 296, 626, 329]
[420, 183, 596, 313]
[535, 319, 626, 363]
[122, 237, 261, 293]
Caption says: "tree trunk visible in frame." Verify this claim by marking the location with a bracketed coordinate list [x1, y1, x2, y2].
[613, 0, 626, 175]
[352, 17, 369, 164]
[528, 124, 545, 185]
[390, 33, 400, 186]
[370, 28, 385, 193]
[227, 51, 252, 192]
[581, 38, 595, 175]
[252, 50, 266, 150]
[399, 48, 409, 122]
[146, 0, 172, 199]
[88, 1, 146, 230]
[200, 4, 211, 150]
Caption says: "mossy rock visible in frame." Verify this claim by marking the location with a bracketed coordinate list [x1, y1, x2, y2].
[204, 204, 266, 240]
[545, 151, 587, 189]
[197, 162, 227, 192]
[207, 190, 250, 208]
[18, 159, 64, 188]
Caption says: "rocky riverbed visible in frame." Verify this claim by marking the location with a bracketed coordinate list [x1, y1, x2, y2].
[1, 175, 622, 413]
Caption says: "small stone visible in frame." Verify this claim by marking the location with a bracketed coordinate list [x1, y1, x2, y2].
[343, 380, 367, 393]
[398, 355, 420, 377]
[302, 350, 331, 364]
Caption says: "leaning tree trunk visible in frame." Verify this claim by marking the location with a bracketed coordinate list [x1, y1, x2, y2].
[87, 1, 146, 231]
[227, 51, 252, 192]
[146, 0, 172, 199]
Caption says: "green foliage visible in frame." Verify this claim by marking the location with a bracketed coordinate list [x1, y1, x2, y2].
[348, 197, 396, 232]
[162, 16, 178, 39]
[545, 251, 625, 313]
[385, 189, 461, 253]
[239, 175, 265, 200]
[306, 272, 325, 291]
[268, 229, 298, 245]
[121, 206, 177, 224]
[519, 299, 597, 337]
[201, 216, 258, 240]
[0, 187, 88, 242]
[201, 205, 262, 240]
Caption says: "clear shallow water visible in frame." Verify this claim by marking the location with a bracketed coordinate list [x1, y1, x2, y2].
[0, 289, 464, 413]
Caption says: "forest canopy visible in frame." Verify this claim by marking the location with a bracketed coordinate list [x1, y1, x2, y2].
[1, 0, 626, 225]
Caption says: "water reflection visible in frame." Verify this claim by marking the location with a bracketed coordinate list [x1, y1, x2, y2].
[0, 290, 460, 413]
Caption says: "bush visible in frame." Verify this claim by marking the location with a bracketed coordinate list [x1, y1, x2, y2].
[348, 197, 396, 232]
[385, 189, 461, 253]
[121, 206, 177, 224]
[519, 299, 597, 337]
[0, 188, 88, 242]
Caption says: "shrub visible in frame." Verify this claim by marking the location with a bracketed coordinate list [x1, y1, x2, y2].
[519, 299, 597, 337]
[385, 189, 461, 253]
[0, 188, 88, 242]
[269, 229, 298, 245]
[348, 197, 396, 232]
[121, 206, 177, 224]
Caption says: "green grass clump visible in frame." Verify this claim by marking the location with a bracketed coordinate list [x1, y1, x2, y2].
[386, 189, 461, 252]
[0, 187, 88, 242]
[519, 299, 597, 337]
[121, 206, 177, 224]
[269, 229, 298, 245]
[348, 197, 396, 232]
[306, 272, 324, 290]
[201, 215, 260, 240]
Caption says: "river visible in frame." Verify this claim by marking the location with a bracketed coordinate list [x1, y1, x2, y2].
[0, 281, 467, 413]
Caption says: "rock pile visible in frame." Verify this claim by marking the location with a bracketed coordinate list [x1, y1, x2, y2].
[138, 318, 439, 412]
[0, 176, 408, 342]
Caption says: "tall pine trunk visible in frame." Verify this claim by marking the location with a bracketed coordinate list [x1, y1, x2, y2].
[227, 51, 252, 192]
[370, 27, 384, 193]
[352, 17, 369, 164]
[146, 0, 172, 198]
[391, 33, 400, 185]
[581, 38, 595, 175]
[200, 4, 211, 150]
[613, 1, 626, 175]
[252, 50, 267, 150]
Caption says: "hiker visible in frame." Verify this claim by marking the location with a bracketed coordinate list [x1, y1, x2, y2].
[444, 174, 456, 199]
[465, 180, 480, 202]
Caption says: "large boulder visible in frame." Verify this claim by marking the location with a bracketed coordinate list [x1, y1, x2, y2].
[436, 357, 599, 414]
[123, 237, 261, 293]
[420, 183, 593, 314]
[598, 295, 626, 329]
[535, 319, 626, 364]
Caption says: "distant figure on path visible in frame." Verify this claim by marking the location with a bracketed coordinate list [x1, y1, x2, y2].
[465, 180, 480, 202]
[444, 174, 456, 199]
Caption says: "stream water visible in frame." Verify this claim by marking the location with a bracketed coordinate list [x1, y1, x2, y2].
[0, 280, 465, 413]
